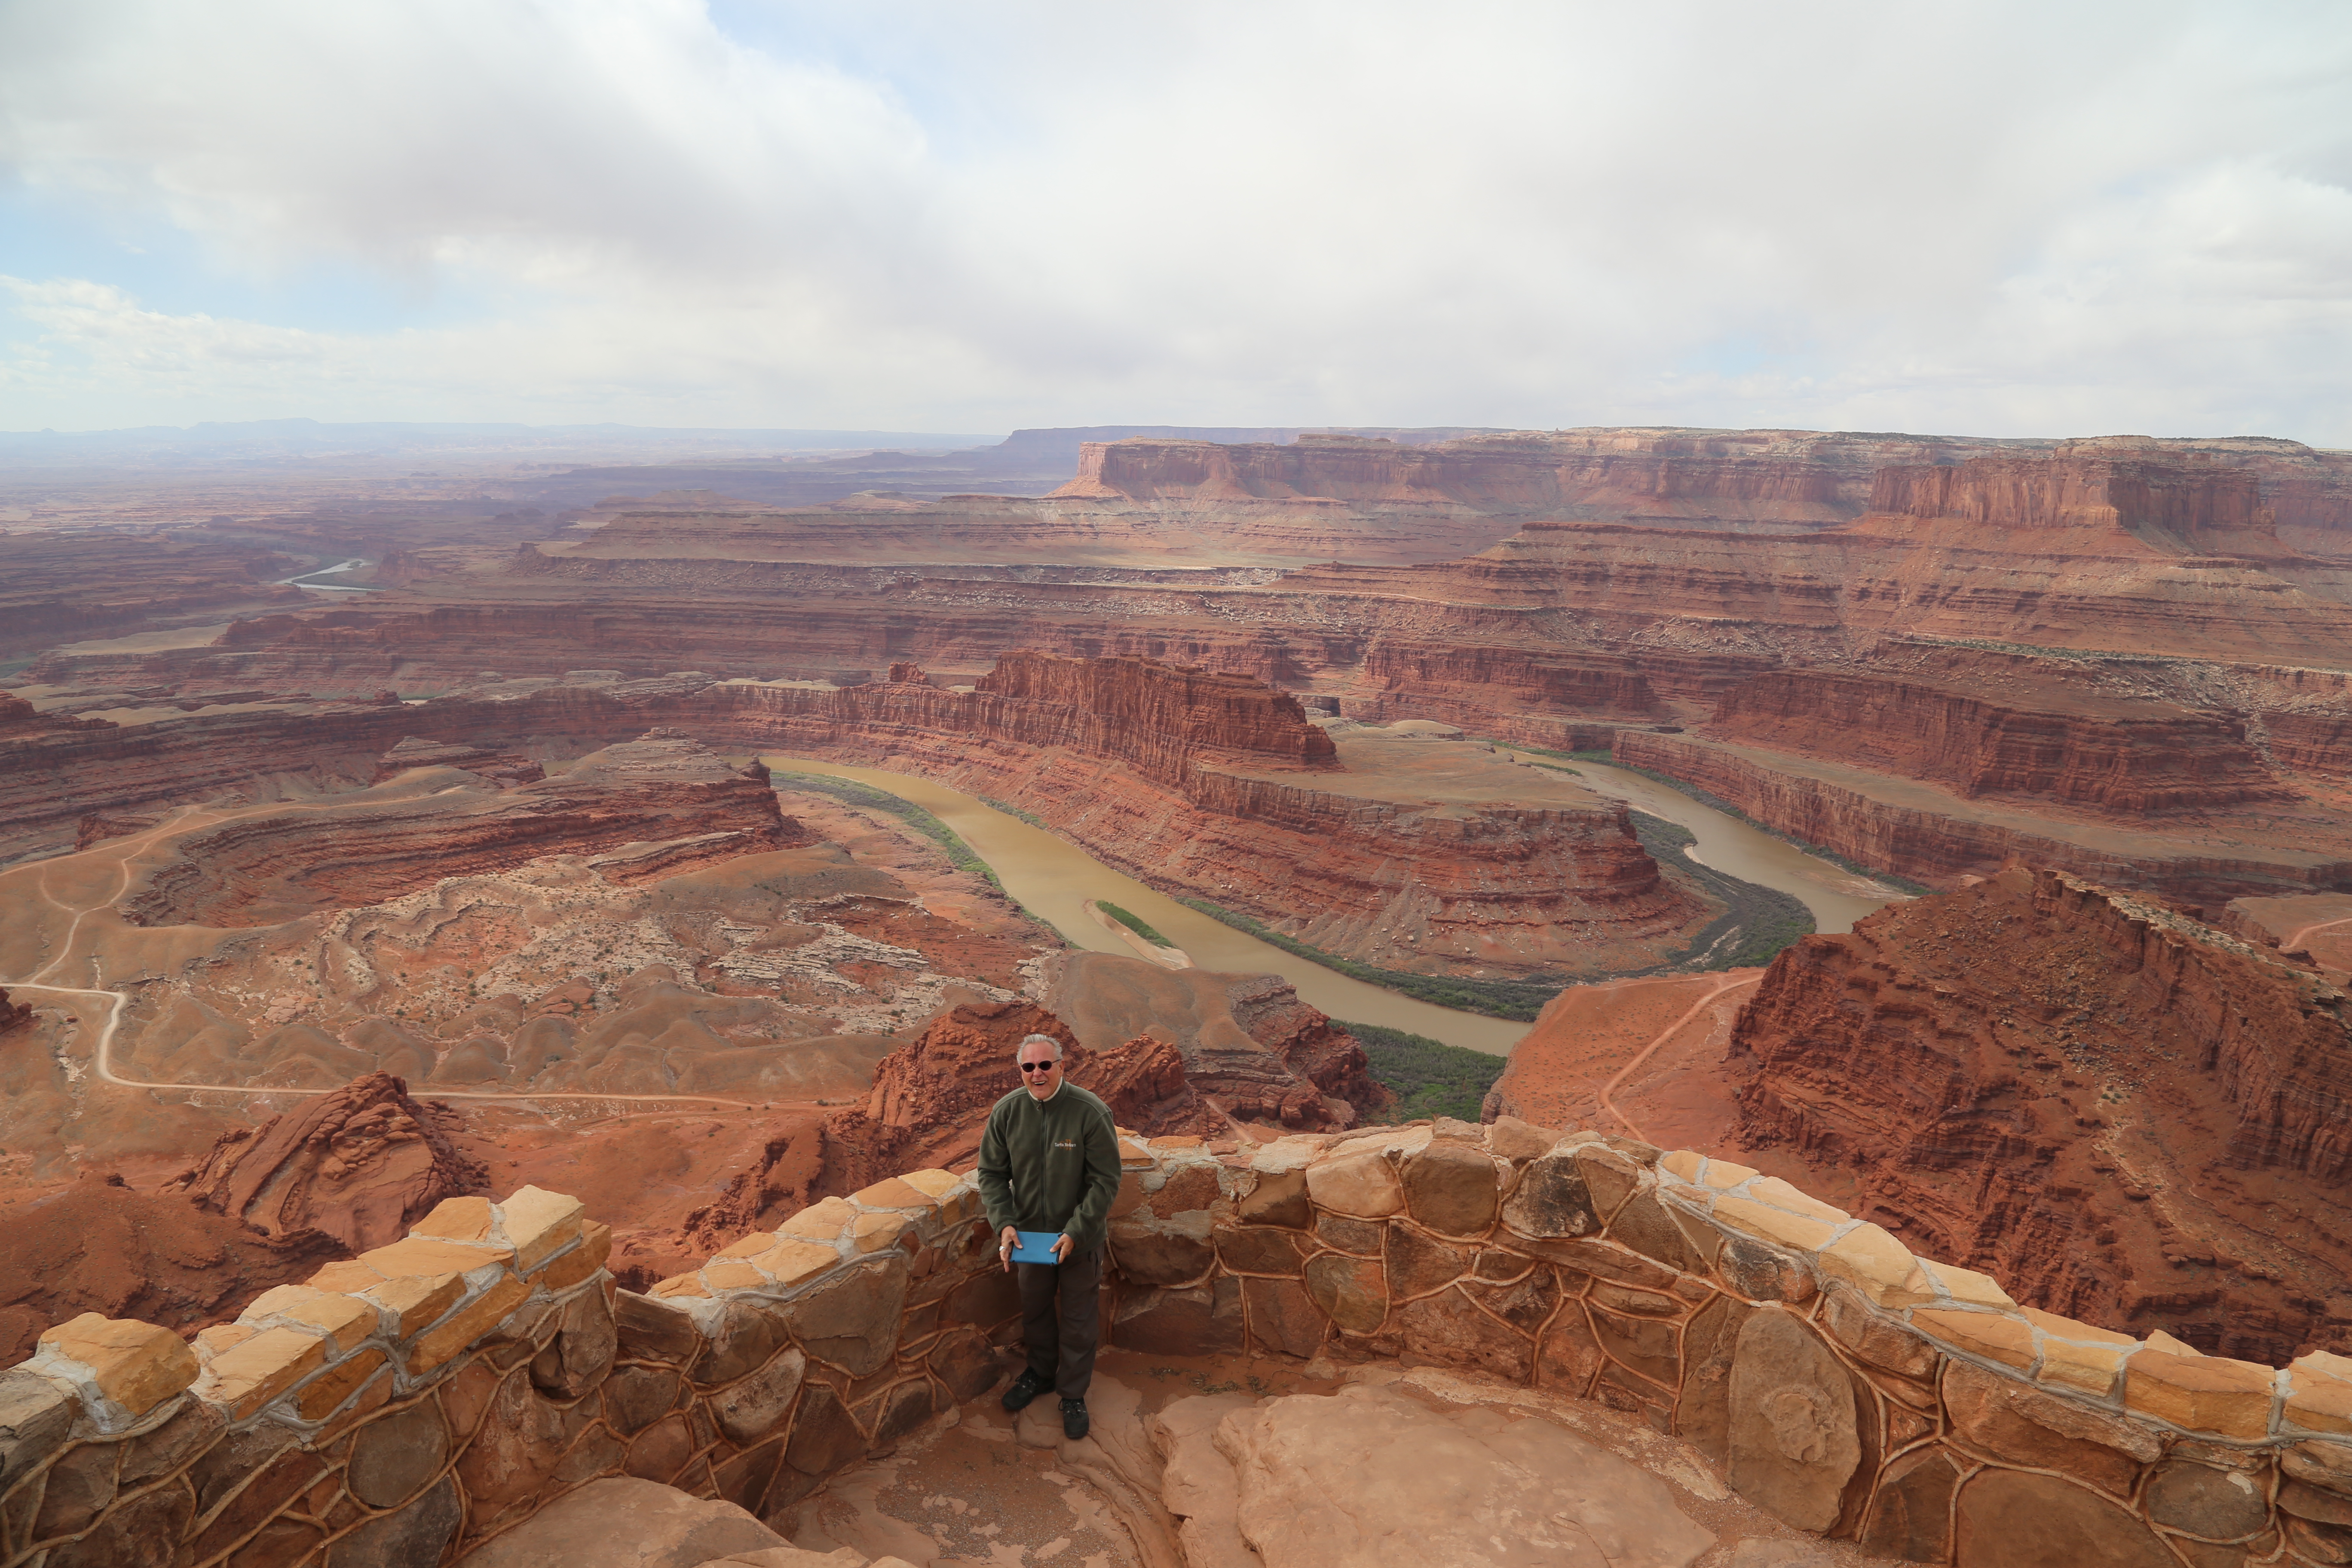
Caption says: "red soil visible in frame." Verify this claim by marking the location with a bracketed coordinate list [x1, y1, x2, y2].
[0, 1172, 347, 1368]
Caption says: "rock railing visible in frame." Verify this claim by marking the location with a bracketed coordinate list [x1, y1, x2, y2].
[6, 1120, 2352, 1567]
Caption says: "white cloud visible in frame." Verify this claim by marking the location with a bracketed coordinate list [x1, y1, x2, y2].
[1, 0, 2348, 440]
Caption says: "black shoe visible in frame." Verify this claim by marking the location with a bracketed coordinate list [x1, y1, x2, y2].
[1001, 1369, 1047, 1412]
[1060, 1396, 1090, 1441]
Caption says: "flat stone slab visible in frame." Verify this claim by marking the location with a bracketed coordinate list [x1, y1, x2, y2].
[451, 1476, 789, 1568]
[1207, 1380, 1717, 1568]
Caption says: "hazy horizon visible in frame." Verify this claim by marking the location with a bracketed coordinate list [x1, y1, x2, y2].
[4, 2, 2348, 443]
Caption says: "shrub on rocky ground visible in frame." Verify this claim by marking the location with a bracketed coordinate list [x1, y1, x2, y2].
[1340, 1022, 1505, 1121]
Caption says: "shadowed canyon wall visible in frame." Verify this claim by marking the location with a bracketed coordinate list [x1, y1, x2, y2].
[1732, 868, 2352, 1366]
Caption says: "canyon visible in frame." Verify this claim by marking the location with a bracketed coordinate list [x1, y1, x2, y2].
[10, 420, 2352, 1564]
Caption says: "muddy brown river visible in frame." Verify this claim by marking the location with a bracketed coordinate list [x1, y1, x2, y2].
[767, 756, 1905, 1058]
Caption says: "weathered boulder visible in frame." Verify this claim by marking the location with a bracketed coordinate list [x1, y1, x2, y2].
[1501, 1150, 1599, 1239]
[1726, 1308, 1859, 1533]
[1950, 1468, 2178, 1568]
[710, 1348, 807, 1445]
[1400, 1144, 1500, 1236]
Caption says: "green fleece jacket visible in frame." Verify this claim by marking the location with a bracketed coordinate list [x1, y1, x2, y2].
[975, 1080, 1122, 1254]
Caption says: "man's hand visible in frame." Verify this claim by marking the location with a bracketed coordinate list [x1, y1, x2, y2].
[1050, 1234, 1074, 1263]
[999, 1225, 1020, 1273]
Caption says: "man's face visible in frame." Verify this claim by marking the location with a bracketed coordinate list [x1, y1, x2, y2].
[1017, 1044, 1061, 1099]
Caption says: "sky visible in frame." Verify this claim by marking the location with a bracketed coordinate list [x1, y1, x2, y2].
[2, 1, 2349, 443]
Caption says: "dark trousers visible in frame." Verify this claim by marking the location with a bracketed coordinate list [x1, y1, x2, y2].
[1015, 1243, 1103, 1399]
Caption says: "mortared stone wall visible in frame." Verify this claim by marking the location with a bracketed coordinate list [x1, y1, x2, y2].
[5, 1118, 2350, 1566]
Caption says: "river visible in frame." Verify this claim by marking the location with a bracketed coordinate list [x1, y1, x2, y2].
[276, 557, 379, 592]
[765, 756, 1906, 1058]
[1519, 757, 1905, 934]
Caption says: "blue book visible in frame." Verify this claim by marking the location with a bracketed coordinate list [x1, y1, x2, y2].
[1009, 1230, 1063, 1265]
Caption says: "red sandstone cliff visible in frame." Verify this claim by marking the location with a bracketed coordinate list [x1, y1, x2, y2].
[1865, 445, 2289, 556]
[1610, 728, 2352, 905]
[0, 531, 303, 657]
[1707, 668, 2289, 813]
[0, 985, 31, 1034]
[371, 734, 545, 785]
[1041, 953, 1384, 1127]
[1728, 869, 2352, 1362]
[0, 656, 1706, 977]
[1052, 429, 1986, 529]
[812, 998, 1234, 1196]
[972, 650, 1338, 778]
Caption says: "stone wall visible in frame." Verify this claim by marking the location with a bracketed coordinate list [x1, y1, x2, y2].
[8, 1121, 2352, 1567]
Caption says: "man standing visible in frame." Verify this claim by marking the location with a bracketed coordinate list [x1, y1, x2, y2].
[976, 1030, 1122, 1440]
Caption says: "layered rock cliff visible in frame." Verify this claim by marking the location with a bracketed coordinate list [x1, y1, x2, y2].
[1866, 446, 2287, 555]
[1728, 868, 2352, 1362]
[813, 997, 1240, 1194]
[721, 659, 1700, 974]
[0, 530, 302, 656]
[1042, 951, 1384, 1126]
[971, 649, 1339, 777]
[1709, 668, 2289, 813]
[1053, 428, 2007, 529]
[120, 735, 802, 927]
[166, 1070, 490, 1252]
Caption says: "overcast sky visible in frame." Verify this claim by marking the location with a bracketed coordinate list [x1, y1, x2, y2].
[3, 1, 2348, 442]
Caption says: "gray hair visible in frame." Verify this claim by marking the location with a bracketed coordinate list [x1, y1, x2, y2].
[1017, 1032, 1062, 1062]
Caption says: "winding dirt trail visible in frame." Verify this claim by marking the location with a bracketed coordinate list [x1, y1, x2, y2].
[1596, 973, 1761, 1144]
[2279, 913, 2352, 954]
[1, 801, 766, 1113]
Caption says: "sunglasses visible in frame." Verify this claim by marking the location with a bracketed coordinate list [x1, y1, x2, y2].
[1019, 1060, 1057, 1074]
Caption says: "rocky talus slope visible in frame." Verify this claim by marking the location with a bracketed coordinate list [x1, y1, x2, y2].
[1730, 867, 2352, 1363]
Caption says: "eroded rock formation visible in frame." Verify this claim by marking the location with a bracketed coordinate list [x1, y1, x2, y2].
[1045, 952, 1384, 1126]
[1053, 427, 1991, 531]
[372, 734, 546, 786]
[0, 529, 302, 656]
[1867, 444, 2288, 555]
[1730, 868, 2352, 1362]
[815, 992, 1307, 1197]
[167, 1070, 490, 1252]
